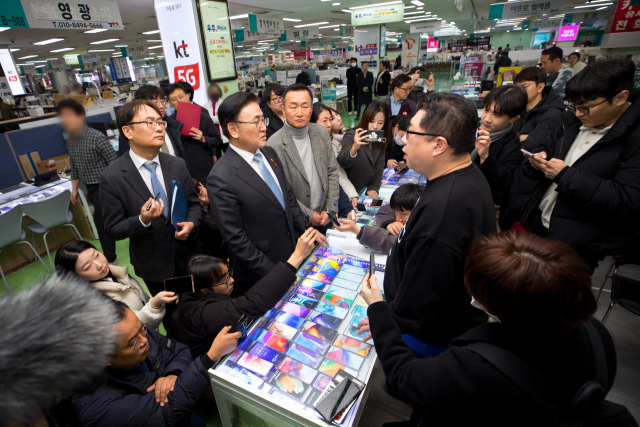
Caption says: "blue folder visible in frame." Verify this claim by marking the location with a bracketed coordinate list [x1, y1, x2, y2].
[171, 180, 188, 231]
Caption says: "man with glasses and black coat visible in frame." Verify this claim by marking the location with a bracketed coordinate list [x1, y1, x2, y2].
[514, 59, 640, 271]
[262, 83, 286, 139]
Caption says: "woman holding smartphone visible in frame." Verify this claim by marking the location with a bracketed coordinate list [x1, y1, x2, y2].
[55, 240, 176, 329]
[337, 101, 389, 199]
[170, 228, 320, 358]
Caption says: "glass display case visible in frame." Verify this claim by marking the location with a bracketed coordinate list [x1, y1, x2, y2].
[209, 247, 381, 427]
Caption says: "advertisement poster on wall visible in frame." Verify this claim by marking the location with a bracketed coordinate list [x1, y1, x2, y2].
[354, 26, 380, 67]
[155, 0, 208, 104]
[427, 38, 439, 53]
[557, 23, 580, 41]
[605, 0, 640, 34]
[401, 33, 420, 68]
[293, 48, 308, 60]
[463, 62, 483, 77]
[0, 49, 26, 96]
[198, 0, 237, 82]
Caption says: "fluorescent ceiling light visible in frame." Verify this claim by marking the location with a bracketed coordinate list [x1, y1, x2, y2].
[417, 6, 423, 9]
[142, 30, 160, 34]
[84, 29, 108, 33]
[257, 39, 277, 42]
[332, 2, 340, 4]
[0, 27, 11, 32]
[405, 5, 416, 8]
[148, 45, 163, 49]
[16, 63, 34, 65]
[228, 14, 248, 20]
[46, 58, 58, 60]
[596, 6, 607, 9]
[19, 55, 38, 59]
[319, 24, 341, 28]
[88, 49, 114, 52]
[405, 11, 426, 15]
[34, 38, 65, 45]
[90, 39, 120, 44]
[146, 39, 161, 42]
[411, 0, 425, 5]
[341, 9, 352, 13]
[115, 45, 128, 47]
[349, 1, 402, 10]
[334, 28, 340, 30]
[30, 60, 48, 63]
[405, 17, 438, 23]
[10, 48, 20, 52]
[294, 21, 329, 27]
[35, 65, 45, 67]
[283, 18, 302, 21]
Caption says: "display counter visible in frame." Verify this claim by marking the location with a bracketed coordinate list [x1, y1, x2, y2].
[209, 245, 385, 427]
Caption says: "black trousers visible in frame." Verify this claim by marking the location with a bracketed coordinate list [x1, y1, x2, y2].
[347, 87, 358, 112]
[145, 262, 183, 332]
[85, 183, 117, 262]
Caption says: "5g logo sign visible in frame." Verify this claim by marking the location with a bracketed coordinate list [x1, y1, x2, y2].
[174, 64, 200, 90]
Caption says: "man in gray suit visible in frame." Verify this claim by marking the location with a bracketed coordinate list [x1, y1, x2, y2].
[267, 84, 340, 231]
[100, 100, 202, 327]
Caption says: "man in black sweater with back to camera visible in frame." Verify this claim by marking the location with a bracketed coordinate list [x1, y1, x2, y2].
[357, 92, 496, 359]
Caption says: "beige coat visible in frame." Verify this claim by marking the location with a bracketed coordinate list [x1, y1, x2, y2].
[92, 265, 165, 328]
[331, 133, 359, 200]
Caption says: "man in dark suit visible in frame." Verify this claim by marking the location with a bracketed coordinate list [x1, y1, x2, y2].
[356, 61, 374, 120]
[207, 92, 327, 295]
[167, 83, 223, 184]
[101, 100, 202, 327]
[345, 58, 361, 117]
[374, 60, 391, 100]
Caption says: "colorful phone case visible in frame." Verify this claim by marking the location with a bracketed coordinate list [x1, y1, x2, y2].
[318, 358, 346, 377]
[281, 302, 311, 318]
[349, 315, 365, 327]
[321, 293, 354, 309]
[293, 332, 331, 354]
[334, 335, 372, 357]
[300, 278, 328, 291]
[354, 295, 369, 307]
[267, 321, 298, 340]
[309, 310, 343, 329]
[326, 286, 359, 300]
[314, 302, 349, 319]
[351, 305, 368, 318]
[274, 311, 306, 329]
[312, 373, 332, 391]
[277, 356, 317, 383]
[256, 331, 289, 353]
[325, 345, 365, 370]
[286, 344, 323, 369]
[270, 371, 309, 399]
[288, 294, 320, 310]
[302, 321, 339, 342]
[263, 308, 277, 318]
[237, 353, 274, 377]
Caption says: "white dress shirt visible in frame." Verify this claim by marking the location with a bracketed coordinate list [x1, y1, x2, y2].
[129, 149, 167, 227]
[163, 132, 176, 156]
[228, 143, 282, 193]
[538, 124, 613, 228]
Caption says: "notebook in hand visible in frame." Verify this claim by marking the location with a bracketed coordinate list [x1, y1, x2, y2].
[171, 180, 188, 231]
[176, 101, 201, 137]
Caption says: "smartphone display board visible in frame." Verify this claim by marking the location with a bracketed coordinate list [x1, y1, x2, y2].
[164, 275, 195, 294]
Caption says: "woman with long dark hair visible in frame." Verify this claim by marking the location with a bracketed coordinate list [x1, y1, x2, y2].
[337, 101, 389, 198]
[55, 240, 176, 328]
[359, 231, 616, 426]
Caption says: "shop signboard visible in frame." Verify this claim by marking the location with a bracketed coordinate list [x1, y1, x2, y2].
[488, 0, 563, 20]
[340, 25, 354, 37]
[235, 29, 280, 42]
[125, 44, 148, 59]
[198, 0, 236, 82]
[0, 0, 123, 30]
[402, 33, 420, 67]
[293, 48, 307, 59]
[248, 14, 284, 34]
[557, 23, 580, 40]
[21, 64, 36, 74]
[379, 25, 386, 58]
[80, 52, 100, 63]
[410, 21, 441, 33]
[605, 0, 640, 33]
[279, 42, 295, 50]
[48, 58, 67, 70]
[291, 26, 320, 40]
[0, 49, 25, 96]
[351, 3, 404, 26]
[427, 38, 439, 52]
[155, 0, 207, 104]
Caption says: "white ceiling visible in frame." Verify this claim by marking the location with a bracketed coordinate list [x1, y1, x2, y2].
[0, 0, 613, 63]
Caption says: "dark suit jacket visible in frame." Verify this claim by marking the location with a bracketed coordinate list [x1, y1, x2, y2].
[356, 71, 374, 106]
[375, 70, 391, 97]
[207, 146, 306, 288]
[100, 152, 202, 283]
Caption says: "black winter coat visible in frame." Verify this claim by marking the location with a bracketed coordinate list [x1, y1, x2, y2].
[71, 328, 212, 426]
[513, 88, 566, 151]
[169, 109, 222, 184]
[510, 89, 640, 266]
[170, 262, 297, 358]
[368, 301, 616, 427]
[346, 66, 361, 89]
[493, 55, 512, 75]
[263, 104, 284, 140]
[356, 71, 374, 106]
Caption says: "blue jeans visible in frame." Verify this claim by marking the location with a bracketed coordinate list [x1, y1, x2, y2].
[401, 334, 448, 359]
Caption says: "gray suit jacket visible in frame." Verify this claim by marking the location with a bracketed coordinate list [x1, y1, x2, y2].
[100, 152, 202, 283]
[267, 122, 340, 221]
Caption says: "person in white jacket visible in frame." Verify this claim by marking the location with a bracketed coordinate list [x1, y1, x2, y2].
[203, 83, 229, 159]
[54, 240, 177, 329]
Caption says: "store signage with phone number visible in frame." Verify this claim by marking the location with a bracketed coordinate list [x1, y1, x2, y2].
[0, 0, 123, 30]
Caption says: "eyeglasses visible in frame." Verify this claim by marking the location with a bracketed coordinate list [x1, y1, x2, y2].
[235, 118, 269, 129]
[126, 120, 167, 129]
[270, 96, 283, 104]
[213, 267, 234, 287]
[397, 86, 412, 93]
[565, 97, 612, 115]
[131, 323, 148, 351]
[406, 129, 447, 142]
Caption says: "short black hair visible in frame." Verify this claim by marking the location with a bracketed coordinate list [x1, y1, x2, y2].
[416, 92, 478, 156]
[515, 66, 547, 86]
[392, 114, 413, 131]
[541, 45, 563, 63]
[390, 183, 424, 212]
[501, 50, 509, 57]
[350, 57, 357, 62]
[263, 83, 285, 103]
[498, 47, 503, 50]
[565, 58, 636, 104]
[100, 81, 109, 87]
[180, 81, 195, 99]
[56, 98, 86, 117]
[208, 83, 222, 95]
[311, 103, 332, 123]
[185, 254, 228, 293]
[482, 85, 528, 118]
[217, 91, 258, 139]
[282, 83, 313, 104]
[391, 74, 412, 91]
[116, 100, 162, 141]
[111, 299, 130, 322]
[569, 52, 580, 59]
[361, 61, 368, 65]
[381, 60, 390, 69]
[134, 84, 165, 101]
[167, 82, 187, 97]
